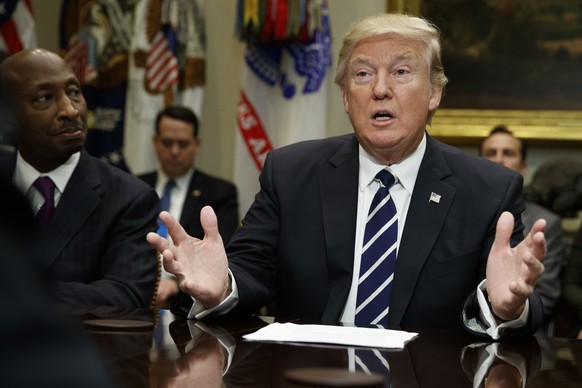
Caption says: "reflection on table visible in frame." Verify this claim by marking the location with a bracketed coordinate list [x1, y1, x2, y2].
[61, 305, 582, 387]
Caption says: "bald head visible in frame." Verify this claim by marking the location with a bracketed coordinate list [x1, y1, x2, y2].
[1, 48, 72, 89]
[1, 49, 73, 116]
[0, 49, 88, 172]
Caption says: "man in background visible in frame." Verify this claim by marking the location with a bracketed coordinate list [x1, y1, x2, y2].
[139, 106, 239, 308]
[480, 125, 563, 329]
[0, 48, 159, 308]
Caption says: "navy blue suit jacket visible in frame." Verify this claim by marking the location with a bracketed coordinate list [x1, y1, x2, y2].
[176, 134, 543, 338]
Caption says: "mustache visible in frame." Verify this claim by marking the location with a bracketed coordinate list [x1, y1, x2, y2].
[52, 121, 86, 135]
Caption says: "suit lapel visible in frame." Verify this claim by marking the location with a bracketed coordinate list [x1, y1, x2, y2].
[0, 155, 16, 179]
[320, 137, 360, 322]
[41, 151, 103, 268]
[387, 136, 456, 327]
[180, 171, 203, 228]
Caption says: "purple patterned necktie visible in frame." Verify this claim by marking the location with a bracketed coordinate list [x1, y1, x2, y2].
[33, 176, 56, 226]
[355, 169, 398, 328]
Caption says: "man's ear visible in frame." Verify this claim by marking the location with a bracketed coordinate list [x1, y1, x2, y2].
[341, 87, 349, 114]
[428, 85, 443, 111]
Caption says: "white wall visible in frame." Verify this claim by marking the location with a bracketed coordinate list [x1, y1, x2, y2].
[32, 0, 582, 184]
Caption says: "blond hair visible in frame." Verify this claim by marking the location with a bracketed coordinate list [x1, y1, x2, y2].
[334, 13, 448, 90]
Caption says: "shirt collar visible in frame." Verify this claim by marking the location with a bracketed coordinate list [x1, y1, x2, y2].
[156, 167, 195, 192]
[358, 133, 426, 196]
[14, 151, 80, 194]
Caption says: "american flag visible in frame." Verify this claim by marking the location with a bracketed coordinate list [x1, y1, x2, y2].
[0, 0, 36, 55]
[146, 25, 178, 93]
[63, 34, 97, 85]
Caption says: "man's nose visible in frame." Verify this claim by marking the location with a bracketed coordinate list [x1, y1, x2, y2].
[372, 72, 393, 99]
[57, 95, 79, 119]
[492, 151, 504, 163]
[170, 143, 181, 155]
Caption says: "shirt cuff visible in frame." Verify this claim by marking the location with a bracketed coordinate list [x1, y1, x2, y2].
[187, 269, 239, 319]
[158, 252, 176, 279]
[476, 279, 529, 340]
[469, 343, 527, 388]
[186, 320, 235, 376]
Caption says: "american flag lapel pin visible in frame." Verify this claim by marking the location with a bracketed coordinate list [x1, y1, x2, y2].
[429, 192, 441, 204]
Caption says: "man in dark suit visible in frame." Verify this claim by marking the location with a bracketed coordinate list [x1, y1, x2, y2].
[138, 106, 239, 308]
[0, 176, 117, 387]
[0, 48, 159, 308]
[148, 13, 546, 339]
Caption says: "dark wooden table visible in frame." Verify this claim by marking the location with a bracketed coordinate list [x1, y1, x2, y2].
[61, 305, 582, 387]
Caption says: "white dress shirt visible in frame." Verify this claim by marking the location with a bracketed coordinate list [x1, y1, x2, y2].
[13, 151, 80, 214]
[155, 167, 194, 225]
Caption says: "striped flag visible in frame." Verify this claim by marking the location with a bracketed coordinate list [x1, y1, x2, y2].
[234, 1, 332, 216]
[124, 0, 205, 174]
[146, 25, 179, 93]
[0, 0, 36, 56]
[0, 0, 35, 150]
[62, 34, 97, 85]
[59, 0, 134, 170]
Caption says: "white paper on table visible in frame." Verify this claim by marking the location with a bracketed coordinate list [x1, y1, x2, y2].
[242, 323, 418, 349]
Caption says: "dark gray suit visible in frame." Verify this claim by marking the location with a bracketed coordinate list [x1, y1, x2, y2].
[138, 169, 239, 244]
[522, 201, 563, 319]
[175, 133, 543, 338]
[1, 150, 159, 308]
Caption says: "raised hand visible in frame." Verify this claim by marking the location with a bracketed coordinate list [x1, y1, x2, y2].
[147, 206, 231, 309]
[486, 211, 546, 321]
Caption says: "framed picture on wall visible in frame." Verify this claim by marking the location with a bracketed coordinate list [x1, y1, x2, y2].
[387, 0, 582, 145]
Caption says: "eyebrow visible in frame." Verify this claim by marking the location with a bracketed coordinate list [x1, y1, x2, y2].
[31, 74, 80, 88]
[350, 51, 420, 68]
[348, 56, 372, 68]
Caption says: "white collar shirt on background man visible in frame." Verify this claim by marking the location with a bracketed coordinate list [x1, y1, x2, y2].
[155, 167, 195, 231]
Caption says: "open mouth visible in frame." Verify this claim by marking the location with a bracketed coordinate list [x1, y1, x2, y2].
[373, 111, 393, 121]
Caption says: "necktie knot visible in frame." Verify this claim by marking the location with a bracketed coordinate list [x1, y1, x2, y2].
[34, 176, 56, 201]
[375, 169, 395, 189]
[163, 179, 176, 197]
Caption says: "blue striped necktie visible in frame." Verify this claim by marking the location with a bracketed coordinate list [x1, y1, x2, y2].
[355, 348, 391, 387]
[355, 169, 398, 328]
